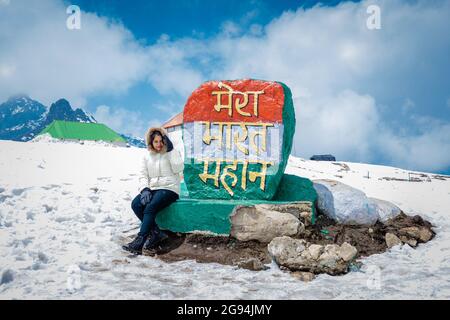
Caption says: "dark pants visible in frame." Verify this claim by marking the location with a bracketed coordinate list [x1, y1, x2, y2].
[131, 189, 179, 236]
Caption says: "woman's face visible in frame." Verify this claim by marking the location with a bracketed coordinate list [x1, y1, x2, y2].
[152, 134, 164, 152]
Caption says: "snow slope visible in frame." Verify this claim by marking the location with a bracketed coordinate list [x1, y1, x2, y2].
[0, 139, 449, 299]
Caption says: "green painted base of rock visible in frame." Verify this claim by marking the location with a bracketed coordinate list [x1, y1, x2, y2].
[156, 174, 317, 235]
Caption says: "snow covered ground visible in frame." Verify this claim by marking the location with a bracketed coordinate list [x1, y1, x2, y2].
[0, 139, 449, 299]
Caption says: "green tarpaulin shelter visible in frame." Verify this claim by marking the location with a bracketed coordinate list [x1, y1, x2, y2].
[39, 120, 126, 143]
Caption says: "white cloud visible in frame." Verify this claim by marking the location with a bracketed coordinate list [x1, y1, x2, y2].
[93, 105, 159, 138]
[145, 40, 205, 98]
[380, 123, 450, 172]
[0, 64, 15, 77]
[294, 90, 380, 162]
[1, 0, 449, 172]
[141, 0, 450, 172]
[0, 0, 148, 106]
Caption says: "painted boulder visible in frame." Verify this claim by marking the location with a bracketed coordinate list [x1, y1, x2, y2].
[183, 79, 295, 200]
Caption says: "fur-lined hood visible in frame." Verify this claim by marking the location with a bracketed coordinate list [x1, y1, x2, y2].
[145, 127, 169, 153]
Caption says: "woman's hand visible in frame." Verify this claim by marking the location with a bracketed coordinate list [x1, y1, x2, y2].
[140, 188, 152, 206]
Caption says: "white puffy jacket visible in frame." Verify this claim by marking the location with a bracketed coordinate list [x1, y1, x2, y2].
[138, 148, 184, 196]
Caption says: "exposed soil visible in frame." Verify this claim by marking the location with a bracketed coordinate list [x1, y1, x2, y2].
[142, 233, 272, 267]
[300, 212, 434, 257]
[128, 212, 435, 272]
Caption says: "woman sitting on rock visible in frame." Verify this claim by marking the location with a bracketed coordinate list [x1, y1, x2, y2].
[123, 127, 183, 255]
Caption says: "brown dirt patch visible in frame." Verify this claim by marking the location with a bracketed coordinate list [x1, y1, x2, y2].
[130, 212, 435, 271]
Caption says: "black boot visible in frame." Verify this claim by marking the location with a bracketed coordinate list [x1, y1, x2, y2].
[143, 229, 168, 251]
[122, 234, 148, 255]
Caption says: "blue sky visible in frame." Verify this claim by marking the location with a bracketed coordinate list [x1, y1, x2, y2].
[75, 0, 362, 122]
[74, 0, 355, 42]
[0, 0, 449, 174]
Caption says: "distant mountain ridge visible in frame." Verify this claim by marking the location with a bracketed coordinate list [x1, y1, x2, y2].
[0, 95, 49, 141]
[0, 95, 145, 147]
[44, 98, 96, 126]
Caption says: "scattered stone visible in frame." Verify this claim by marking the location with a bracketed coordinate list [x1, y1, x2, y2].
[385, 233, 402, 248]
[296, 222, 306, 237]
[237, 258, 268, 271]
[318, 245, 341, 271]
[307, 244, 323, 260]
[400, 236, 418, 247]
[267, 236, 358, 275]
[230, 205, 300, 243]
[291, 271, 315, 282]
[338, 242, 358, 262]
[300, 211, 313, 224]
[399, 227, 433, 242]
[418, 228, 433, 242]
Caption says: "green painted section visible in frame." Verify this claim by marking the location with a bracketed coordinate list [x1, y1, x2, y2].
[156, 174, 317, 234]
[182, 159, 281, 200]
[183, 80, 296, 200]
[276, 81, 296, 199]
[39, 120, 126, 142]
[156, 198, 239, 235]
[273, 174, 318, 224]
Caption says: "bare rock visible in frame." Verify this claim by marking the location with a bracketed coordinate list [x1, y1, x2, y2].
[399, 227, 433, 242]
[400, 235, 418, 247]
[308, 244, 323, 260]
[257, 202, 313, 226]
[313, 179, 379, 225]
[338, 242, 358, 262]
[268, 236, 357, 275]
[368, 198, 402, 223]
[300, 211, 313, 226]
[267, 237, 308, 270]
[296, 222, 306, 237]
[291, 271, 315, 282]
[385, 233, 402, 248]
[237, 258, 268, 271]
[418, 228, 433, 242]
[230, 205, 300, 243]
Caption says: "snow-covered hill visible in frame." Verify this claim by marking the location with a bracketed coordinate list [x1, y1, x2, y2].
[0, 96, 96, 142]
[0, 139, 449, 299]
[0, 96, 145, 148]
[0, 95, 47, 141]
